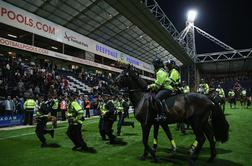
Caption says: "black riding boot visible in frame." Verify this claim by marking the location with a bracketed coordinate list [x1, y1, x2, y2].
[155, 100, 167, 122]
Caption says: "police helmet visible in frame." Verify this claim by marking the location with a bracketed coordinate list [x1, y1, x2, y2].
[152, 58, 164, 70]
[165, 59, 176, 67]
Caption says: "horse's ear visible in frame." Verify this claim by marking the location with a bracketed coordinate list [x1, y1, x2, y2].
[117, 60, 128, 69]
[127, 64, 131, 69]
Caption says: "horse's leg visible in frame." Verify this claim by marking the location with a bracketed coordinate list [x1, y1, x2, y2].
[161, 123, 176, 152]
[140, 123, 157, 162]
[153, 123, 159, 150]
[190, 121, 206, 163]
[204, 123, 216, 162]
[222, 99, 225, 113]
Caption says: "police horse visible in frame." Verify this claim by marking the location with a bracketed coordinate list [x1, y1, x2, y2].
[114, 65, 229, 165]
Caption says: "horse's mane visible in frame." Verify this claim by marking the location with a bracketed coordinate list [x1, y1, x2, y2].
[129, 67, 148, 89]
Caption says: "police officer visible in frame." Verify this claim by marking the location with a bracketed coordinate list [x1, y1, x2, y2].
[66, 93, 96, 153]
[51, 97, 59, 128]
[165, 60, 181, 93]
[228, 89, 236, 108]
[216, 84, 226, 111]
[216, 85, 225, 99]
[100, 94, 117, 144]
[24, 96, 36, 125]
[199, 78, 209, 95]
[35, 96, 54, 147]
[147, 58, 174, 121]
[240, 88, 247, 106]
[241, 88, 247, 98]
[182, 81, 190, 94]
[97, 96, 107, 140]
[116, 95, 123, 135]
[116, 95, 134, 136]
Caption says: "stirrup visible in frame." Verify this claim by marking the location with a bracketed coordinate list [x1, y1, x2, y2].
[154, 115, 167, 122]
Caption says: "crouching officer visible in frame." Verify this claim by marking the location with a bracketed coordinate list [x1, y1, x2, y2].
[100, 94, 117, 144]
[35, 96, 55, 147]
[66, 93, 96, 153]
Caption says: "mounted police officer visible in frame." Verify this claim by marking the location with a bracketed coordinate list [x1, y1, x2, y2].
[165, 60, 181, 93]
[66, 92, 96, 153]
[147, 58, 174, 121]
[35, 96, 55, 147]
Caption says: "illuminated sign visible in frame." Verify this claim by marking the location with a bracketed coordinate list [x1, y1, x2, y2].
[96, 45, 118, 59]
[126, 56, 140, 66]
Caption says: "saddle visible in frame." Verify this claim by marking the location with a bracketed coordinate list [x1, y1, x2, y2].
[149, 92, 179, 112]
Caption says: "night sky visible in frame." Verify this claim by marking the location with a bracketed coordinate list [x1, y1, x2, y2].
[155, 0, 252, 54]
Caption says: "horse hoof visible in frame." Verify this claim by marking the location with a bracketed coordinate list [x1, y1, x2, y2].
[151, 158, 159, 163]
[171, 148, 176, 155]
[139, 155, 146, 161]
[207, 158, 214, 163]
[153, 144, 158, 150]
[189, 160, 195, 166]
[189, 148, 194, 155]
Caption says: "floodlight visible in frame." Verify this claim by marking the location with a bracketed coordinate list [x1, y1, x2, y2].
[187, 10, 197, 22]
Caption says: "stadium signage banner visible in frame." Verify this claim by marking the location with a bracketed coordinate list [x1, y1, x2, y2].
[0, 37, 155, 81]
[0, 1, 154, 73]
[0, 37, 122, 73]
[0, 114, 24, 127]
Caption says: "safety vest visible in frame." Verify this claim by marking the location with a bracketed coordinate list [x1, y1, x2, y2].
[36, 102, 49, 118]
[228, 91, 235, 97]
[216, 88, 225, 98]
[199, 83, 209, 95]
[183, 85, 190, 93]
[115, 100, 124, 112]
[52, 99, 59, 110]
[99, 102, 107, 116]
[241, 90, 247, 96]
[150, 68, 173, 91]
[24, 99, 36, 110]
[67, 101, 84, 125]
[169, 68, 181, 86]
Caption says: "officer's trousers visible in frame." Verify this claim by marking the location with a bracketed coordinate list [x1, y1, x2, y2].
[99, 117, 106, 139]
[35, 117, 53, 144]
[67, 124, 87, 148]
[117, 112, 134, 135]
[24, 109, 34, 125]
[101, 117, 115, 143]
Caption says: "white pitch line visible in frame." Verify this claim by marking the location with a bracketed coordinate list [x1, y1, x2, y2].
[0, 120, 98, 141]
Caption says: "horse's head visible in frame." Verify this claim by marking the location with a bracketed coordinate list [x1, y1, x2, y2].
[114, 64, 136, 88]
[114, 64, 147, 89]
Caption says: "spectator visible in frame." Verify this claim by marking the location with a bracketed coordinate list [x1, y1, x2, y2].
[2, 96, 16, 115]
[85, 96, 91, 118]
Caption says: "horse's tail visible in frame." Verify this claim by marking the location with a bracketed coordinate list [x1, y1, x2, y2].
[211, 103, 229, 143]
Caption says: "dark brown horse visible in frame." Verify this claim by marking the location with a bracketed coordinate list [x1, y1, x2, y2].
[114, 65, 229, 165]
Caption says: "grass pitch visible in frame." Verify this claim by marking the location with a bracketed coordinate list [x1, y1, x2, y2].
[0, 104, 252, 166]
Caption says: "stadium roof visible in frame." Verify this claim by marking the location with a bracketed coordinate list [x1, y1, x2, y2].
[4, 0, 192, 66]
[198, 59, 252, 74]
